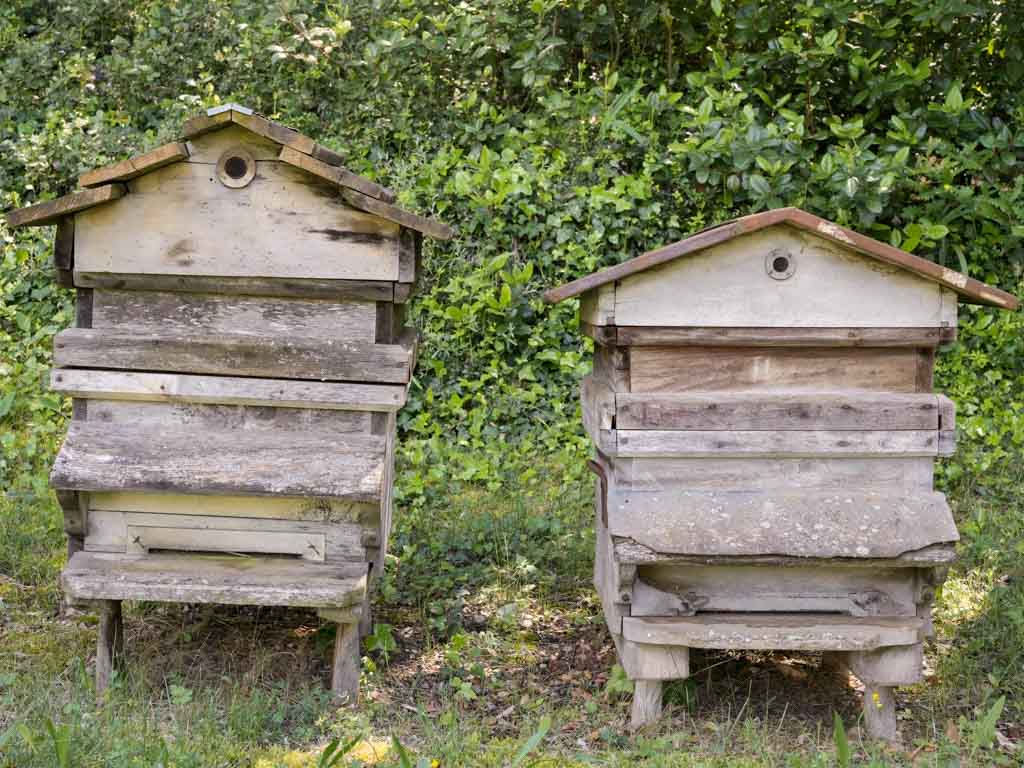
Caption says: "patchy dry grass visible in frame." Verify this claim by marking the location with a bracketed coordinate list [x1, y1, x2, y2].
[1, 476, 1022, 766]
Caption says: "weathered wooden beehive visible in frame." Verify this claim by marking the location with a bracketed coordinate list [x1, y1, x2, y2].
[543, 208, 1018, 739]
[5, 104, 452, 699]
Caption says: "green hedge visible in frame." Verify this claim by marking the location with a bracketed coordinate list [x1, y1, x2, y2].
[2, 0, 1022, 504]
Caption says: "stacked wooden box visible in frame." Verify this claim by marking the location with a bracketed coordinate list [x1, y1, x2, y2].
[5, 104, 452, 699]
[544, 208, 1018, 740]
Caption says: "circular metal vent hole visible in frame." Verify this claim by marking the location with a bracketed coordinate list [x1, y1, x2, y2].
[765, 249, 796, 280]
[216, 146, 256, 189]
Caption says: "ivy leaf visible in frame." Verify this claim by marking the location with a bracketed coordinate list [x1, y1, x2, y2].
[945, 83, 963, 111]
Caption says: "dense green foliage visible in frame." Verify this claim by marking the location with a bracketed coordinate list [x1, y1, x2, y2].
[3, 0, 1023, 501]
[2, 2, 1024, 760]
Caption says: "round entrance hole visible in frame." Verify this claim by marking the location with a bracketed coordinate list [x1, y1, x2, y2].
[216, 146, 256, 188]
[772, 255, 790, 273]
[224, 155, 248, 179]
[765, 248, 796, 280]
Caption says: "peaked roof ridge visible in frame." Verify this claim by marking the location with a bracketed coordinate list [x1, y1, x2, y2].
[543, 207, 1018, 310]
[6, 104, 454, 240]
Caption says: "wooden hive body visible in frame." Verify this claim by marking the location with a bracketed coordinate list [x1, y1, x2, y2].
[546, 209, 1018, 738]
[6, 105, 453, 701]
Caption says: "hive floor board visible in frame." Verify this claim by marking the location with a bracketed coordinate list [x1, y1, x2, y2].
[622, 613, 923, 651]
[613, 539, 958, 567]
[62, 551, 367, 607]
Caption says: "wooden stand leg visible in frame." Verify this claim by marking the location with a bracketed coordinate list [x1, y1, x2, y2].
[862, 683, 897, 742]
[358, 597, 372, 639]
[630, 680, 662, 729]
[95, 600, 123, 700]
[331, 622, 360, 701]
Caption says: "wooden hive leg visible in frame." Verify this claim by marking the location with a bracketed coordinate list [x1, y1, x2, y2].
[861, 683, 897, 742]
[95, 600, 123, 701]
[631, 680, 663, 729]
[331, 622, 361, 701]
[358, 595, 373, 639]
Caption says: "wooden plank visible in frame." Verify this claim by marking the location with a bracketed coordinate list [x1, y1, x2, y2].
[62, 550, 367, 607]
[581, 322, 617, 346]
[616, 393, 940, 431]
[74, 162, 401, 282]
[607, 490, 957, 559]
[613, 636, 690, 681]
[614, 326, 957, 347]
[54, 219, 76, 287]
[6, 184, 126, 228]
[612, 457, 935, 494]
[916, 348, 935, 391]
[278, 146, 397, 203]
[622, 613, 923, 651]
[629, 347, 920, 393]
[72, 273, 395, 302]
[844, 645, 924, 686]
[312, 143, 398, 203]
[180, 110, 233, 139]
[580, 375, 616, 455]
[592, 345, 630, 391]
[79, 142, 189, 188]
[82, 400, 372, 435]
[51, 421, 386, 501]
[634, 565, 918, 617]
[185, 124, 284, 163]
[580, 283, 615, 326]
[397, 228, 419, 284]
[51, 370, 407, 412]
[88, 491, 374, 525]
[543, 207, 1020, 311]
[90, 290, 378, 341]
[614, 540, 957, 568]
[231, 111, 316, 155]
[340, 187, 454, 241]
[613, 227, 946, 327]
[52, 328, 413, 384]
[614, 429, 942, 457]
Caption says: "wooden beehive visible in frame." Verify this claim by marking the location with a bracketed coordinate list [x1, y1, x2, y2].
[5, 104, 453, 700]
[544, 208, 1018, 740]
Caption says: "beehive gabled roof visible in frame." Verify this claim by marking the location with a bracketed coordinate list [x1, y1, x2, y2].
[544, 207, 1018, 310]
[5, 104, 454, 240]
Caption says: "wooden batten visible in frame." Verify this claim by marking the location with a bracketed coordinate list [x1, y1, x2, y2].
[52, 328, 414, 384]
[608, 326, 957, 348]
[6, 184, 126, 228]
[79, 142, 190, 188]
[278, 146, 396, 203]
[51, 370, 407, 412]
[72, 273, 398, 302]
[339, 187, 454, 241]
[54, 217, 76, 287]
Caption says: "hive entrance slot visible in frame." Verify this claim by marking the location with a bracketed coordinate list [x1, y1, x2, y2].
[147, 548, 303, 561]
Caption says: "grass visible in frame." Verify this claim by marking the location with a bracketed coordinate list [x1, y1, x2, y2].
[1, 469, 1023, 766]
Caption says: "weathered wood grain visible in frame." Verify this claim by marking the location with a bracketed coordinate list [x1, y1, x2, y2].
[580, 283, 615, 326]
[73, 273, 397, 302]
[231, 111, 316, 155]
[88, 491, 374, 525]
[612, 457, 934, 494]
[94, 600, 123, 699]
[613, 635, 690, 681]
[185, 124, 283, 162]
[843, 645, 923, 686]
[339, 187, 454, 241]
[79, 142, 190, 187]
[90, 290, 378, 341]
[615, 393, 942, 431]
[607, 489, 957, 559]
[544, 207, 1019, 311]
[630, 680, 663, 729]
[581, 375, 616, 456]
[622, 613, 923, 651]
[180, 110, 233, 139]
[54, 217, 76, 286]
[74, 162, 401, 281]
[629, 347, 921, 393]
[6, 184, 126, 228]
[612, 326, 957, 348]
[52, 328, 413, 383]
[613, 540, 958, 568]
[51, 370, 407, 412]
[83, 399, 372, 435]
[634, 565, 917, 617]
[51, 421, 386, 501]
[614, 429, 942, 457]
[613, 228, 947, 327]
[331, 620, 361, 699]
[62, 550, 367, 607]
[279, 146, 396, 203]
[126, 525, 327, 561]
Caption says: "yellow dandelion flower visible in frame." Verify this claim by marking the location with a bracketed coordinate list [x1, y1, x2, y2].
[872, 691, 883, 709]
